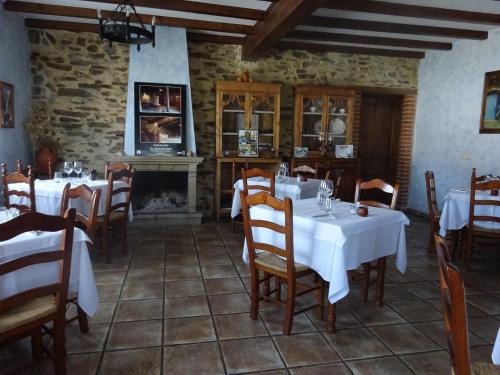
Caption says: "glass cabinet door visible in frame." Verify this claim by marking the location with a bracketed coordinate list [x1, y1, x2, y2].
[301, 95, 324, 152]
[251, 93, 276, 155]
[327, 96, 349, 151]
[221, 92, 246, 154]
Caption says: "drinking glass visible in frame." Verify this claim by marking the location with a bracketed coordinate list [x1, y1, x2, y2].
[316, 191, 325, 208]
[63, 162, 73, 179]
[82, 171, 90, 183]
[74, 161, 83, 182]
[323, 179, 334, 198]
[54, 172, 63, 183]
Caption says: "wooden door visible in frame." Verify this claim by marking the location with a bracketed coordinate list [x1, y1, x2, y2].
[358, 94, 402, 202]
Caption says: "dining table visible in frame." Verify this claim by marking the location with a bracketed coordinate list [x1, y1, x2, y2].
[439, 188, 500, 237]
[242, 198, 409, 330]
[7, 178, 133, 221]
[0, 210, 99, 316]
[494, 328, 500, 365]
[231, 177, 322, 218]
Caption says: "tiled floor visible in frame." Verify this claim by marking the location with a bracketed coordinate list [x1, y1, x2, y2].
[2, 214, 500, 375]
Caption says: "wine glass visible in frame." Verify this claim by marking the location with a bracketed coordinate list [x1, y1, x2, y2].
[316, 191, 325, 208]
[74, 162, 82, 182]
[323, 179, 334, 198]
[63, 162, 73, 180]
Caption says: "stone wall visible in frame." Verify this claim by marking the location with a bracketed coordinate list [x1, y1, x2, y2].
[27, 29, 129, 170]
[188, 42, 419, 214]
[26, 29, 419, 216]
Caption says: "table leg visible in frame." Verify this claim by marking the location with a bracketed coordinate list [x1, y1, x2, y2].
[327, 303, 336, 333]
[375, 257, 387, 306]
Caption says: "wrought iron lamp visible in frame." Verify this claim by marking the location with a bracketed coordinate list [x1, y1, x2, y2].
[97, 1, 156, 51]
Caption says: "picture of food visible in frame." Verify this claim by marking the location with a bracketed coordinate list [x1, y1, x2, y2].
[140, 116, 182, 144]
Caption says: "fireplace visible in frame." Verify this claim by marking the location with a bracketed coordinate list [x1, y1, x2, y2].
[110, 155, 203, 223]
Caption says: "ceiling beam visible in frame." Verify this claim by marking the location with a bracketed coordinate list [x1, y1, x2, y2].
[288, 30, 452, 50]
[79, 0, 267, 21]
[303, 16, 488, 40]
[278, 40, 425, 59]
[242, 0, 329, 60]
[324, 0, 500, 25]
[25, 18, 99, 33]
[187, 32, 245, 45]
[4, 1, 254, 34]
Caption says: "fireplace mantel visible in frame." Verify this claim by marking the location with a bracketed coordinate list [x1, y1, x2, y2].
[110, 155, 203, 223]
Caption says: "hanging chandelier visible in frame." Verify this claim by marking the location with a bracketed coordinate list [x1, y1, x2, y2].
[97, 0, 156, 51]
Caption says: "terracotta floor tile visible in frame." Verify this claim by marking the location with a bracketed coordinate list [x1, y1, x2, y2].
[289, 363, 351, 375]
[164, 280, 206, 298]
[66, 324, 110, 354]
[349, 304, 406, 326]
[164, 266, 202, 281]
[106, 320, 162, 350]
[164, 342, 224, 375]
[34, 353, 101, 375]
[469, 316, 500, 343]
[164, 296, 210, 318]
[121, 283, 164, 300]
[325, 327, 391, 360]
[164, 316, 216, 345]
[260, 310, 316, 335]
[93, 270, 126, 285]
[115, 299, 163, 322]
[370, 324, 440, 354]
[387, 299, 442, 322]
[346, 357, 413, 375]
[165, 255, 199, 267]
[99, 348, 161, 375]
[97, 284, 122, 302]
[214, 313, 268, 340]
[126, 268, 164, 283]
[467, 294, 500, 315]
[274, 332, 339, 367]
[205, 277, 246, 295]
[400, 350, 451, 375]
[209, 293, 251, 315]
[220, 337, 284, 373]
[202, 265, 239, 279]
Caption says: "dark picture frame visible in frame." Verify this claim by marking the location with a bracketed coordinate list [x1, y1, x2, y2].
[0, 81, 14, 129]
[480, 70, 500, 134]
[134, 82, 187, 155]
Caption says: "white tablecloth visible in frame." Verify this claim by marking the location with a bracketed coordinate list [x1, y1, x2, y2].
[494, 328, 500, 365]
[439, 189, 500, 237]
[8, 179, 133, 222]
[0, 212, 99, 316]
[243, 199, 409, 303]
[231, 177, 322, 218]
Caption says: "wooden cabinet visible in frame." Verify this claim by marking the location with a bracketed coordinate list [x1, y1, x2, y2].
[215, 81, 282, 220]
[293, 85, 355, 156]
[292, 85, 360, 202]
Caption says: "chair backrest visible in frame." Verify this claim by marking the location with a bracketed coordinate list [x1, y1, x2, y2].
[1, 163, 36, 213]
[425, 171, 439, 220]
[333, 175, 342, 199]
[354, 178, 399, 210]
[103, 168, 134, 223]
[434, 235, 471, 375]
[17, 159, 53, 179]
[0, 209, 76, 325]
[105, 161, 132, 180]
[60, 183, 101, 240]
[293, 165, 317, 179]
[468, 168, 500, 229]
[240, 191, 296, 276]
[241, 168, 275, 197]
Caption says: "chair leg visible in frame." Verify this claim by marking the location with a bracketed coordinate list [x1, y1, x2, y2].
[427, 225, 435, 253]
[318, 278, 325, 321]
[465, 235, 472, 271]
[362, 262, 371, 302]
[327, 303, 336, 333]
[375, 257, 387, 306]
[250, 269, 259, 320]
[31, 331, 43, 361]
[263, 272, 270, 297]
[283, 280, 296, 335]
[77, 305, 89, 333]
[53, 321, 66, 375]
[121, 219, 128, 255]
[275, 276, 281, 302]
[101, 225, 111, 264]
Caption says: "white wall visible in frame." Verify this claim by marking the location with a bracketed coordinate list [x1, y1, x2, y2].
[409, 28, 500, 213]
[0, 7, 32, 172]
[124, 26, 195, 155]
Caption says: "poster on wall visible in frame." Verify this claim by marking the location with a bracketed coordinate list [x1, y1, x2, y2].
[480, 70, 500, 133]
[0, 81, 14, 129]
[135, 82, 186, 155]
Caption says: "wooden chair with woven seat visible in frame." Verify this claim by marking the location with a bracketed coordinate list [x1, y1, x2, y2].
[96, 165, 134, 263]
[1, 163, 36, 213]
[105, 161, 131, 179]
[354, 178, 400, 306]
[60, 183, 101, 332]
[464, 168, 500, 271]
[425, 171, 441, 253]
[0, 209, 76, 375]
[292, 165, 331, 181]
[434, 234, 500, 375]
[17, 159, 54, 180]
[241, 191, 325, 335]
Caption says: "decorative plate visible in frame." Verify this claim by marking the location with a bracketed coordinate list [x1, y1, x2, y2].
[313, 120, 322, 134]
[330, 118, 346, 135]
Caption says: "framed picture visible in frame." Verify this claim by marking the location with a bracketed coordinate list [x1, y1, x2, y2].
[134, 82, 186, 156]
[0, 81, 14, 128]
[480, 70, 500, 133]
[294, 147, 308, 158]
[335, 144, 354, 158]
[238, 130, 258, 157]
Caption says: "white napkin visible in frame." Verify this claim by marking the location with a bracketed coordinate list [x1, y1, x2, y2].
[493, 328, 500, 365]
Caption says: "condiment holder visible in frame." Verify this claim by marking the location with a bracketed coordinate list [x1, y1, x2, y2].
[491, 189, 499, 196]
[357, 206, 369, 217]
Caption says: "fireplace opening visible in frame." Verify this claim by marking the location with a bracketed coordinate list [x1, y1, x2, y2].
[133, 171, 188, 214]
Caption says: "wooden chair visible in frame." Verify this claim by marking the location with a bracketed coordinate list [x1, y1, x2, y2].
[292, 165, 331, 181]
[425, 171, 441, 253]
[333, 175, 342, 199]
[241, 191, 325, 335]
[0, 209, 76, 375]
[96, 166, 134, 263]
[241, 167, 276, 197]
[60, 183, 101, 332]
[464, 168, 500, 271]
[355, 178, 400, 306]
[17, 159, 54, 180]
[1, 163, 36, 213]
[434, 235, 500, 375]
[105, 161, 131, 179]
